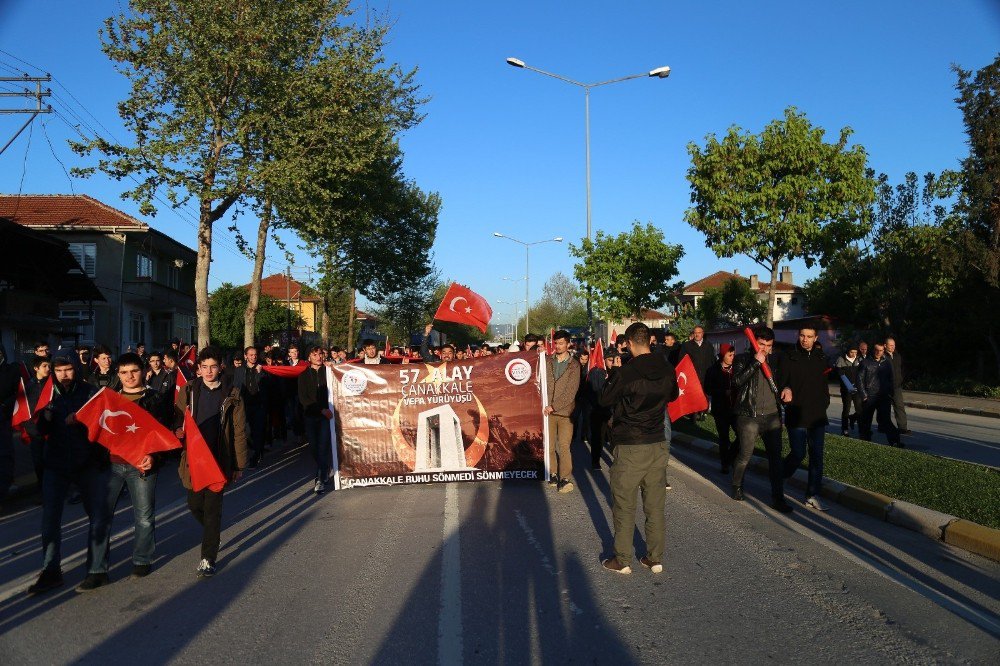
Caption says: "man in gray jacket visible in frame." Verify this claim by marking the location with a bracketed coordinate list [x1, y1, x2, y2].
[545, 330, 580, 493]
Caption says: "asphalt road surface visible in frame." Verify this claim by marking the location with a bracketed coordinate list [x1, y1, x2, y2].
[826, 396, 1000, 468]
[1, 440, 997, 664]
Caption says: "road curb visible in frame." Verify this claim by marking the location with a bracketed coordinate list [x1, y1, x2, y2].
[671, 432, 1000, 563]
[827, 387, 1000, 419]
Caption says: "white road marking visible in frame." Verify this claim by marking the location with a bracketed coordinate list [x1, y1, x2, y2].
[438, 483, 463, 665]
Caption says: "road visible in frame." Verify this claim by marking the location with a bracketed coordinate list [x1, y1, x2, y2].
[826, 396, 1000, 468]
[1, 439, 997, 664]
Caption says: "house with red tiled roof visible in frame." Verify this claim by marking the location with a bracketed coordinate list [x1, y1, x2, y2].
[678, 267, 806, 323]
[0, 194, 197, 352]
[597, 308, 673, 344]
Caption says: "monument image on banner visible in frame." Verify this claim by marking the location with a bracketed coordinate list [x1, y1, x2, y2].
[328, 351, 546, 488]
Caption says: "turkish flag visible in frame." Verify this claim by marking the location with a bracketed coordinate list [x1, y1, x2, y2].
[174, 369, 188, 394]
[261, 364, 309, 378]
[34, 375, 55, 412]
[11, 378, 31, 428]
[433, 283, 492, 333]
[179, 345, 196, 371]
[545, 328, 555, 355]
[589, 338, 605, 373]
[610, 329, 618, 344]
[668, 355, 709, 422]
[76, 388, 181, 468]
[183, 408, 227, 492]
[384, 337, 391, 356]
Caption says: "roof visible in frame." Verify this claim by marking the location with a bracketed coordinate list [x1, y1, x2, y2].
[250, 274, 322, 302]
[682, 270, 800, 295]
[0, 194, 149, 230]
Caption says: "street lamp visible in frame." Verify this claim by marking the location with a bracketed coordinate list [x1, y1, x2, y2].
[493, 232, 563, 335]
[505, 56, 670, 337]
[497, 299, 523, 343]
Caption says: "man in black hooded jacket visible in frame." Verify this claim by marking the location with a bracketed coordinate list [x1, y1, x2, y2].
[598, 322, 678, 575]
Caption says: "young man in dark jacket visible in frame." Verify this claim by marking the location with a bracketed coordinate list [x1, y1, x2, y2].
[704, 343, 738, 474]
[298, 346, 333, 494]
[598, 323, 679, 575]
[857, 343, 900, 447]
[91, 353, 175, 587]
[731, 327, 794, 512]
[28, 357, 109, 594]
[88, 345, 121, 391]
[174, 347, 248, 577]
[588, 348, 619, 469]
[834, 344, 862, 435]
[233, 345, 266, 467]
[780, 327, 831, 511]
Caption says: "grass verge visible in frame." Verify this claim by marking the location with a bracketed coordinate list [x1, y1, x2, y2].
[674, 418, 1000, 530]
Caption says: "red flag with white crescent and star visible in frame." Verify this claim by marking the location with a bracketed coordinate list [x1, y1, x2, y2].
[34, 375, 55, 412]
[610, 329, 618, 344]
[668, 355, 709, 422]
[11, 378, 31, 428]
[182, 408, 227, 492]
[75, 388, 181, 468]
[589, 338, 605, 374]
[432, 283, 492, 333]
[179, 344, 196, 373]
[174, 368, 188, 394]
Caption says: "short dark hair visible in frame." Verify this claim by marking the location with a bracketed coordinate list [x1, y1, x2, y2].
[117, 352, 143, 370]
[31, 355, 51, 369]
[288, 343, 300, 352]
[441, 343, 456, 353]
[197, 346, 223, 365]
[34, 341, 48, 350]
[148, 350, 162, 360]
[753, 327, 775, 342]
[798, 325, 818, 335]
[163, 349, 178, 362]
[136, 342, 146, 349]
[623, 322, 650, 347]
[76, 344, 91, 353]
[244, 345, 257, 354]
[361, 339, 376, 348]
[308, 345, 324, 354]
[524, 333, 540, 343]
[93, 345, 112, 358]
[52, 356, 74, 369]
[553, 330, 571, 342]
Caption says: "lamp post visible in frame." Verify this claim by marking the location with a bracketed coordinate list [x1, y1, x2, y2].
[492, 232, 563, 335]
[505, 57, 670, 337]
[497, 299, 522, 343]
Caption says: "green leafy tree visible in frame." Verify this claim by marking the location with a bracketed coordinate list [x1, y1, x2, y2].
[697, 277, 766, 329]
[570, 222, 685, 321]
[516, 272, 588, 336]
[685, 106, 877, 327]
[209, 283, 301, 349]
[373, 266, 442, 346]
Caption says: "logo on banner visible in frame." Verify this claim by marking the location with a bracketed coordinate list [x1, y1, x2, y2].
[504, 358, 532, 386]
[341, 369, 369, 395]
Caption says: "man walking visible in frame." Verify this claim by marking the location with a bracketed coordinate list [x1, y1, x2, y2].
[731, 327, 794, 512]
[885, 337, 910, 435]
[599, 323, 678, 575]
[545, 330, 580, 493]
[704, 343, 738, 474]
[174, 347, 248, 577]
[679, 326, 715, 420]
[298, 346, 333, 494]
[234, 345, 266, 467]
[835, 344, 862, 435]
[857, 342, 901, 447]
[781, 327, 831, 511]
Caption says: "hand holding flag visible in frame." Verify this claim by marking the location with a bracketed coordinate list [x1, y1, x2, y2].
[75, 388, 181, 469]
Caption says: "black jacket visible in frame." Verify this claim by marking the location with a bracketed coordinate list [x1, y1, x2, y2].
[704, 361, 736, 416]
[834, 354, 861, 393]
[298, 365, 330, 418]
[858, 355, 894, 400]
[233, 364, 265, 403]
[598, 352, 678, 446]
[89, 368, 121, 392]
[38, 379, 103, 472]
[886, 351, 904, 388]
[782, 345, 831, 429]
[680, 340, 716, 381]
[732, 351, 789, 418]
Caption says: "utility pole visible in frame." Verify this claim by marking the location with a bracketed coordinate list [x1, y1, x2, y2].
[285, 265, 292, 346]
[1, 74, 52, 157]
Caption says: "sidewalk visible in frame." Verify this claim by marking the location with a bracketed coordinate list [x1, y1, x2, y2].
[829, 385, 1000, 419]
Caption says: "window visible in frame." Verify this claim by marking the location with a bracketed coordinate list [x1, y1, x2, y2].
[167, 264, 180, 290]
[791, 297, 799, 305]
[776, 297, 784, 305]
[61, 309, 95, 344]
[130, 311, 147, 346]
[68, 243, 97, 278]
[136, 252, 154, 279]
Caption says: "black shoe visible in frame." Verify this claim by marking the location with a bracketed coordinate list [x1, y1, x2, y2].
[591, 463, 601, 470]
[547, 477, 559, 488]
[28, 568, 63, 595]
[731, 486, 744, 501]
[900, 429, 912, 436]
[130, 564, 152, 578]
[771, 498, 794, 514]
[68, 492, 82, 505]
[841, 430, 849, 437]
[75, 573, 110, 593]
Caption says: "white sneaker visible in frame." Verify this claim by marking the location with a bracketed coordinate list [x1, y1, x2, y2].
[805, 496, 828, 511]
[314, 479, 325, 494]
[196, 558, 216, 577]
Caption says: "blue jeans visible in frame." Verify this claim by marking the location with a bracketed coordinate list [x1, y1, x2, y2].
[99, 462, 158, 570]
[41, 464, 111, 574]
[784, 425, 825, 498]
[304, 414, 332, 481]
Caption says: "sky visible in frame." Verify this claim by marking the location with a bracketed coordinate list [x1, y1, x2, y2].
[1, 1, 999, 329]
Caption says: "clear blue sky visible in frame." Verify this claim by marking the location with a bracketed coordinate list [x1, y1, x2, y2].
[1, 1, 998, 327]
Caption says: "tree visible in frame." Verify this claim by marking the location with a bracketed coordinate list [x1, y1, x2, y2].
[697, 277, 767, 329]
[684, 106, 877, 327]
[515, 272, 588, 335]
[372, 266, 442, 346]
[208, 283, 301, 350]
[72, 0, 423, 349]
[950, 55, 1000, 378]
[570, 222, 684, 321]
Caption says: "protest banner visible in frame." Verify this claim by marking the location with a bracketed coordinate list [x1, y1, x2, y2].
[327, 351, 547, 489]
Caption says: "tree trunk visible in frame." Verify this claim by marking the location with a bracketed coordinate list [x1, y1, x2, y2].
[346, 288, 356, 350]
[195, 205, 214, 349]
[320, 292, 330, 348]
[765, 261, 780, 329]
[244, 198, 272, 349]
[987, 326, 1000, 383]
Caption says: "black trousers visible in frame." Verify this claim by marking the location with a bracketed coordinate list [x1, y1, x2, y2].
[187, 488, 224, 562]
[712, 412, 739, 467]
[840, 389, 862, 430]
[860, 395, 899, 445]
[590, 409, 610, 467]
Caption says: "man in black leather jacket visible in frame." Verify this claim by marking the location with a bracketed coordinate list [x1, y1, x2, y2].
[857, 342, 900, 447]
[731, 327, 794, 512]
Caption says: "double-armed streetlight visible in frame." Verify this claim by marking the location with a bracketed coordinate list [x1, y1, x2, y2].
[492, 232, 563, 334]
[505, 57, 671, 336]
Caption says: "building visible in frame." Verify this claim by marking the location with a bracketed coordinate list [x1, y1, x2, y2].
[598, 308, 672, 344]
[677, 268, 806, 323]
[0, 218, 104, 359]
[704, 315, 842, 355]
[0, 194, 197, 353]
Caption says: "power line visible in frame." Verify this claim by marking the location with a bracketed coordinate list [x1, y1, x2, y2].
[40, 117, 74, 193]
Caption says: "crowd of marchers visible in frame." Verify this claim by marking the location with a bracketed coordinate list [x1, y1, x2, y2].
[0, 321, 910, 588]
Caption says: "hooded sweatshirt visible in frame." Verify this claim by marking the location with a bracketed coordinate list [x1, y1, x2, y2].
[598, 351, 679, 446]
